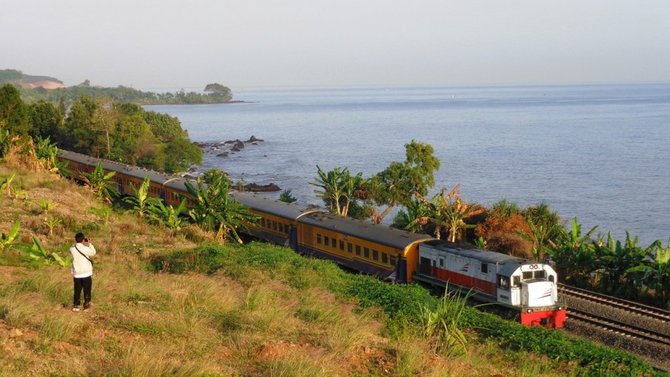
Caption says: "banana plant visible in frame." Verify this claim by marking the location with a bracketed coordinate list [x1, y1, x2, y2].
[0, 173, 16, 198]
[627, 242, 670, 308]
[148, 199, 187, 235]
[18, 235, 68, 267]
[1, 221, 20, 251]
[81, 162, 119, 203]
[123, 176, 161, 217]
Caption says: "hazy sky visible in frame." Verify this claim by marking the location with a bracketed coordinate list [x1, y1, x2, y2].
[2, 0, 669, 90]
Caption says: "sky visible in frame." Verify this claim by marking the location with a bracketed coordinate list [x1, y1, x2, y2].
[2, 0, 669, 91]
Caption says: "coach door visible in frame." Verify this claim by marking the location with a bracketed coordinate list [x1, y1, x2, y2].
[419, 256, 432, 275]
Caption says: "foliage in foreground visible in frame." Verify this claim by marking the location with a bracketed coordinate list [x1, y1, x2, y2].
[150, 242, 656, 377]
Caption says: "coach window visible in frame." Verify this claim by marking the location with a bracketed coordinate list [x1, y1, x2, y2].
[389, 255, 397, 266]
[364, 248, 369, 259]
[481, 263, 488, 274]
[316, 234, 322, 244]
[372, 249, 378, 261]
[355, 245, 361, 256]
[324, 236, 330, 247]
[339, 240, 344, 251]
[347, 243, 353, 253]
[381, 252, 388, 264]
[331, 238, 336, 248]
[273, 221, 278, 231]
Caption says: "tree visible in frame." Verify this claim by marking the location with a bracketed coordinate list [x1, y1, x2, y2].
[368, 140, 440, 223]
[63, 96, 99, 152]
[393, 197, 432, 234]
[29, 100, 63, 140]
[204, 83, 232, 101]
[412, 185, 484, 242]
[0, 84, 30, 136]
[311, 165, 364, 217]
[474, 200, 533, 258]
[628, 242, 670, 308]
[279, 189, 297, 203]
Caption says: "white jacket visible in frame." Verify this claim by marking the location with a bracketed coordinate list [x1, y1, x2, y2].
[70, 242, 96, 278]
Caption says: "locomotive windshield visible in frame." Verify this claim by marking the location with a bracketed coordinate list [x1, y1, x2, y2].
[522, 270, 546, 280]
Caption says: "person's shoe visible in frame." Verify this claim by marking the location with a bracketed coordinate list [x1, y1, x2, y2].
[83, 303, 90, 312]
[72, 306, 81, 312]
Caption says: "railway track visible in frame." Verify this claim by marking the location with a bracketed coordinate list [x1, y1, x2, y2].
[558, 283, 670, 371]
[558, 283, 670, 325]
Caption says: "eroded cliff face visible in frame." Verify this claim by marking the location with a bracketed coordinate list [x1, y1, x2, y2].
[25, 80, 65, 89]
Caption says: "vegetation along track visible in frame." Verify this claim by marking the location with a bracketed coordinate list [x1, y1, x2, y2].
[558, 283, 670, 370]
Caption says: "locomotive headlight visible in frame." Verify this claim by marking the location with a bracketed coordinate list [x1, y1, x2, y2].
[527, 309, 532, 313]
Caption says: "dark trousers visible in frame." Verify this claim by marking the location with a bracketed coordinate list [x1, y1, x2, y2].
[73, 276, 92, 306]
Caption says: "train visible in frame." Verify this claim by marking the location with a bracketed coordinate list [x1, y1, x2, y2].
[57, 149, 567, 328]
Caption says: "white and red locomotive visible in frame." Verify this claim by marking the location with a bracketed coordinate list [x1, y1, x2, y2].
[414, 240, 566, 328]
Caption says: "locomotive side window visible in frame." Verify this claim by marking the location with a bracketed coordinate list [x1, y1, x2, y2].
[549, 275, 555, 282]
[439, 258, 444, 267]
[498, 276, 510, 289]
[513, 276, 520, 287]
[481, 263, 488, 274]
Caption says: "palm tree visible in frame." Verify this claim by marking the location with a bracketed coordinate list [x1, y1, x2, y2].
[81, 162, 119, 203]
[311, 166, 364, 217]
[413, 184, 484, 242]
[185, 175, 256, 243]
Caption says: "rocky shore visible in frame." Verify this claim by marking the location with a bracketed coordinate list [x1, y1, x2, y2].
[195, 136, 280, 192]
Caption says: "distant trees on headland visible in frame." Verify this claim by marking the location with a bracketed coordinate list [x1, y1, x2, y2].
[0, 83, 202, 173]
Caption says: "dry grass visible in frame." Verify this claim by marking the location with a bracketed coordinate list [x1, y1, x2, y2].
[0, 161, 575, 376]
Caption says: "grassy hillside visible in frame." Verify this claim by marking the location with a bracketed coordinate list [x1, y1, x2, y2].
[0, 156, 660, 376]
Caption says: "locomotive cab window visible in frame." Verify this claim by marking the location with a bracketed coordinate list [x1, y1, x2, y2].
[512, 276, 521, 287]
[534, 270, 546, 279]
[522, 271, 532, 280]
[498, 276, 510, 289]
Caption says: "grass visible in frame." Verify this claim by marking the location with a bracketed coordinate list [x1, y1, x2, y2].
[0, 160, 663, 376]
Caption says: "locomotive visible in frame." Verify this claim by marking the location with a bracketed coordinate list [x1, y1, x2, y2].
[57, 149, 566, 328]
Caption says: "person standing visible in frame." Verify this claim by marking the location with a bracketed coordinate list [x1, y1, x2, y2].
[69, 232, 96, 311]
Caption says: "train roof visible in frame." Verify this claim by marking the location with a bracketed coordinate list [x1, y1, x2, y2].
[58, 149, 192, 192]
[421, 240, 525, 265]
[229, 191, 322, 219]
[300, 212, 434, 250]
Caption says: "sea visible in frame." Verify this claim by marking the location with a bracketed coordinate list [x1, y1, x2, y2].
[145, 83, 670, 246]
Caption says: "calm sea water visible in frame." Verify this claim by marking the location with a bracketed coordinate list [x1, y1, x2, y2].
[146, 84, 670, 245]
